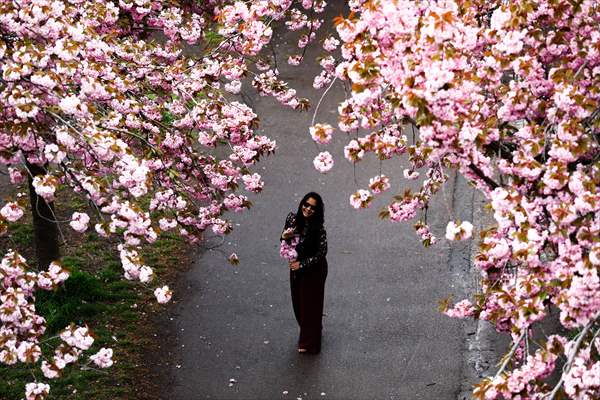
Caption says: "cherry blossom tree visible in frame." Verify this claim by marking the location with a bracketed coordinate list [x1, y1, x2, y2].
[0, 0, 326, 398]
[307, 0, 600, 398]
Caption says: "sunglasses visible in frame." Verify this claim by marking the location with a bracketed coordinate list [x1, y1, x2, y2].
[303, 202, 317, 210]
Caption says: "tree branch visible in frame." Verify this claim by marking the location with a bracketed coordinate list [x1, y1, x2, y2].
[494, 329, 527, 380]
[468, 163, 499, 190]
[546, 311, 600, 399]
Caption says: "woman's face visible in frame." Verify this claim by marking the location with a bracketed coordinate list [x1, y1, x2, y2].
[302, 197, 318, 219]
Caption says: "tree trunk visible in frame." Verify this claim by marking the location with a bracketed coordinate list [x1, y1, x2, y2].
[27, 162, 60, 270]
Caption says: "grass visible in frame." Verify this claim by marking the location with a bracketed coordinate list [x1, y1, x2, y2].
[0, 192, 189, 400]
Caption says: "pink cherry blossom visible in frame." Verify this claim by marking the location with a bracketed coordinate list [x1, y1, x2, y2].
[309, 123, 334, 144]
[288, 55, 302, 66]
[154, 286, 172, 304]
[224, 80, 242, 94]
[445, 221, 474, 241]
[139, 266, 154, 283]
[313, 151, 334, 173]
[349, 190, 372, 209]
[59, 95, 86, 115]
[344, 140, 364, 162]
[444, 299, 475, 319]
[31, 175, 58, 202]
[490, 8, 511, 31]
[323, 36, 340, 52]
[368, 175, 390, 194]
[242, 173, 264, 193]
[90, 347, 113, 368]
[69, 212, 90, 233]
[44, 144, 66, 164]
[388, 198, 420, 222]
[280, 237, 299, 261]
[16, 342, 42, 363]
[41, 360, 62, 379]
[1, 202, 24, 222]
[8, 168, 25, 185]
[158, 218, 178, 231]
[403, 169, 419, 180]
[414, 221, 437, 246]
[60, 326, 94, 350]
[25, 382, 50, 400]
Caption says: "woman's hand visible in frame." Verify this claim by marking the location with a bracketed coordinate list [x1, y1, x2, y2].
[289, 261, 301, 271]
[282, 228, 295, 240]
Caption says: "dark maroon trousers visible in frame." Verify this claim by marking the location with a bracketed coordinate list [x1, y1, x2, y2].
[290, 258, 328, 353]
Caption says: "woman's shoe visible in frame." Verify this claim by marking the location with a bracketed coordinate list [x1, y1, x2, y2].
[297, 348, 308, 353]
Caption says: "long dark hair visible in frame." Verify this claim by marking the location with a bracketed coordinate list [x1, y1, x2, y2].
[296, 192, 325, 236]
[295, 192, 325, 259]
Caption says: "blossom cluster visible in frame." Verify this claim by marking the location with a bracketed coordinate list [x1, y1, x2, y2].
[313, 151, 334, 173]
[0, 0, 283, 308]
[445, 221, 474, 241]
[217, 0, 327, 109]
[0, 0, 323, 397]
[0, 251, 112, 399]
[314, 0, 600, 397]
[280, 237, 300, 261]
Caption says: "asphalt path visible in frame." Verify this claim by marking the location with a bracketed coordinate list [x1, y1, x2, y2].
[156, 3, 476, 399]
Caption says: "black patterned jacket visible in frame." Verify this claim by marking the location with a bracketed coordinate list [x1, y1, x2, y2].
[281, 212, 327, 269]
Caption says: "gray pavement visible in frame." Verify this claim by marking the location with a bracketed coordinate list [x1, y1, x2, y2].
[155, 3, 480, 399]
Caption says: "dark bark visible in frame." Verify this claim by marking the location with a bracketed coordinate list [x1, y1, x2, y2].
[469, 163, 499, 190]
[26, 162, 60, 270]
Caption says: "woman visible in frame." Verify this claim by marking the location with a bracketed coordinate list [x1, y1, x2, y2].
[281, 192, 328, 354]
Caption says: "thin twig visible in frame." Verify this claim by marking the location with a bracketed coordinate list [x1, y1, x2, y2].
[494, 329, 526, 380]
[573, 60, 589, 80]
[311, 76, 338, 126]
[300, 2, 317, 60]
[546, 311, 600, 399]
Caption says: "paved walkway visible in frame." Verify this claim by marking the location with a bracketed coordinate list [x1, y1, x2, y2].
[156, 3, 477, 399]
